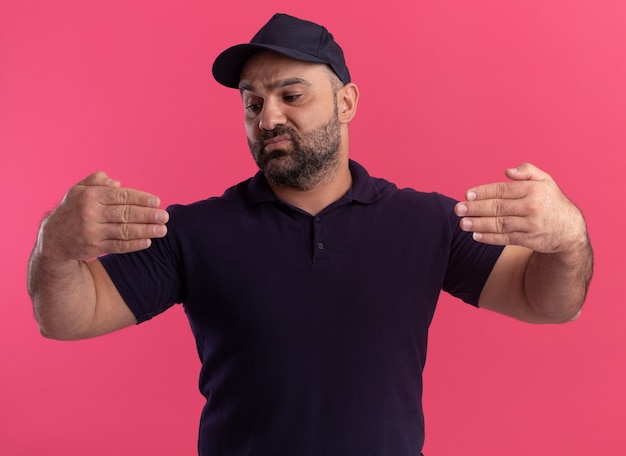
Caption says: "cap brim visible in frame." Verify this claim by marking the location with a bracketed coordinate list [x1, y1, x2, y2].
[212, 43, 328, 88]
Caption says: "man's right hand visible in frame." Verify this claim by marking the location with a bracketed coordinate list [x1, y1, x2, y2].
[40, 172, 170, 261]
[28, 172, 169, 340]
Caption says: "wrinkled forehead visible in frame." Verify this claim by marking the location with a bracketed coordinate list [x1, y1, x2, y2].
[239, 51, 334, 91]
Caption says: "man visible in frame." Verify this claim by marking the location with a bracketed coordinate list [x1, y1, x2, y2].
[28, 13, 592, 455]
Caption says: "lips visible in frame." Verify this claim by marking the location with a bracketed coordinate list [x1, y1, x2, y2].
[263, 134, 291, 152]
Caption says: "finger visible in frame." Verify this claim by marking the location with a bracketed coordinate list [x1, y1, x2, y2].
[464, 164, 553, 202]
[93, 186, 162, 209]
[504, 163, 552, 182]
[98, 204, 169, 225]
[469, 231, 515, 246]
[465, 181, 528, 203]
[78, 171, 120, 187]
[455, 197, 523, 218]
[99, 238, 155, 255]
[68, 222, 167, 259]
[99, 222, 168, 242]
[459, 216, 528, 235]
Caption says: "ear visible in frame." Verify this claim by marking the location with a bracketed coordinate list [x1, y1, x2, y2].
[337, 83, 359, 124]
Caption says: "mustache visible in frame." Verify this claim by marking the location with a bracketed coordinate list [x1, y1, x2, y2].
[258, 126, 298, 143]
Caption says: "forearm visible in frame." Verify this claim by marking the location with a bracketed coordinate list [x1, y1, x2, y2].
[27, 249, 99, 340]
[523, 234, 593, 322]
[27, 214, 102, 340]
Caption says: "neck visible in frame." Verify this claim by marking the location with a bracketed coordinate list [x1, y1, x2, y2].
[268, 155, 352, 216]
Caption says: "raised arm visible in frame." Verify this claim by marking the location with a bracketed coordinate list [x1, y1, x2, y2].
[454, 163, 593, 323]
[27, 172, 170, 340]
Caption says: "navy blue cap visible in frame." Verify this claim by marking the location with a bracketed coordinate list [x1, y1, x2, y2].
[212, 13, 351, 88]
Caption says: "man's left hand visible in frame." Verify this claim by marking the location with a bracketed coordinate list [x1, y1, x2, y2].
[454, 163, 587, 254]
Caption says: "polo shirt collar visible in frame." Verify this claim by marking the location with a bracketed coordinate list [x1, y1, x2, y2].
[247, 159, 381, 207]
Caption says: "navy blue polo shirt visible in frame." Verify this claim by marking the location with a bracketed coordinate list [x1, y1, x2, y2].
[100, 160, 503, 456]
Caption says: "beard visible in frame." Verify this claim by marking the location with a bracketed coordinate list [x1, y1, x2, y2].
[247, 107, 342, 190]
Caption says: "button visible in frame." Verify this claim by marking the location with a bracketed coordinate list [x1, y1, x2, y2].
[316, 217, 321, 222]
[317, 242, 324, 250]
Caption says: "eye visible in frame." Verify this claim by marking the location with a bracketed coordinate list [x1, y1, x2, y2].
[245, 102, 262, 113]
[283, 94, 302, 103]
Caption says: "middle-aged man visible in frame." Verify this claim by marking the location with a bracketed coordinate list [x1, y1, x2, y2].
[28, 13, 593, 456]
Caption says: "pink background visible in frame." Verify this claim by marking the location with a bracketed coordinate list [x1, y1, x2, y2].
[1, 0, 625, 454]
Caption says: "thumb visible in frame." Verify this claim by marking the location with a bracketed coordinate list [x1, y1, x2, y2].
[78, 171, 121, 188]
[505, 162, 552, 182]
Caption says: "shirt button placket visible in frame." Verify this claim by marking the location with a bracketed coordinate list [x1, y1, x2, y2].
[314, 216, 324, 256]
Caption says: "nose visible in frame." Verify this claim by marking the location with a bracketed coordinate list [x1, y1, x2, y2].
[258, 98, 286, 131]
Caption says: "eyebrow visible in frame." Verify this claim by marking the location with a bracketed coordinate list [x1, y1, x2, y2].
[238, 78, 312, 93]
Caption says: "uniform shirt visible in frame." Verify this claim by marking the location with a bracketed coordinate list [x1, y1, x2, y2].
[100, 160, 504, 456]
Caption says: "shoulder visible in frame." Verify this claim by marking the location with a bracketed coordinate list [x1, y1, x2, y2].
[356, 175, 460, 242]
[350, 160, 458, 215]
[374, 177, 458, 218]
[166, 177, 255, 220]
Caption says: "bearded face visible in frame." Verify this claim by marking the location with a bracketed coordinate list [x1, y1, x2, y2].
[247, 104, 342, 191]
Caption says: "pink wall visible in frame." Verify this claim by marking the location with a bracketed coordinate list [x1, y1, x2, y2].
[2, 0, 624, 454]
